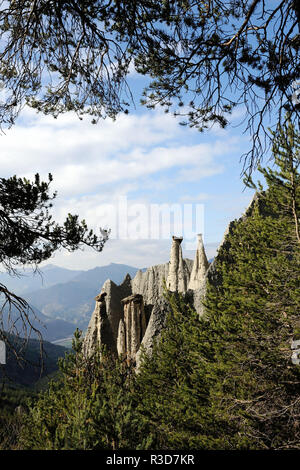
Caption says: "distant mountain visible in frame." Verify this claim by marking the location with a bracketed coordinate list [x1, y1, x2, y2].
[70, 263, 145, 286]
[24, 263, 143, 330]
[0, 333, 67, 387]
[38, 318, 76, 343]
[0, 264, 83, 295]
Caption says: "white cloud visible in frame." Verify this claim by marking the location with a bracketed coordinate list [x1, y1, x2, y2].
[0, 106, 231, 200]
[0, 106, 247, 269]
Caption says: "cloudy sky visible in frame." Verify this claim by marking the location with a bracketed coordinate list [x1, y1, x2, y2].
[0, 74, 257, 270]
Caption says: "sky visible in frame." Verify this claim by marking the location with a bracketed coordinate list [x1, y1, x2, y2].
[0, 72, 258, 271]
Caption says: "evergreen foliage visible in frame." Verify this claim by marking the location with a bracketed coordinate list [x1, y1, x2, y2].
[0, 173, 108, 358]
[0, 173, 108, 272]
[136, 120, 300, 449]
[135, 294, 224, 449]
[0, 385, 37, 450]
[19, 330, 143, 450]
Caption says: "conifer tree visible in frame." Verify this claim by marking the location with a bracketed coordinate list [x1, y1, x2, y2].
[137, 120, 300, 449]
[0, 1, 299, 164]
[201, 120, 300, 448]
[0, 173, 108, 362]
[19, 330, 142, 450]
[136, 293, 228, 449]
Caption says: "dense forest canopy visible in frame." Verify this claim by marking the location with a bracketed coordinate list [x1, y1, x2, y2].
[0, 0, 299, 167]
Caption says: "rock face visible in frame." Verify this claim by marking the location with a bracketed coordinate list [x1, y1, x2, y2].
[166, 236, 190, 292]
[83, 292, 113, 356]
[135, 296, 171, 368]
[118, 294, 147, 360]
[84, 275, 131, 355]
[83, 235, 210, 365]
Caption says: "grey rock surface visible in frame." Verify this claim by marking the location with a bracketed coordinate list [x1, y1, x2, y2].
[101, 274, 132, 348]
[131, 262, 169, 303]
[117, 318, 126, 357]
[84, 236, 210, 363]
[121, 294, 146, 360]
[166, 236, 191, 292]
[135, 297, 171, 369]
[188, 234, 209, 290]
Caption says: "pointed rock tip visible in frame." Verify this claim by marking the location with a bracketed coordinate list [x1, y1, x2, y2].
[121, 273, 132, 284]
[197, 233, 205, 245]
[101, 278, 117, 291]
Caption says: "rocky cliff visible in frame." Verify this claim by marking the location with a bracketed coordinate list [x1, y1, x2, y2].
[83, 234, 209, 366]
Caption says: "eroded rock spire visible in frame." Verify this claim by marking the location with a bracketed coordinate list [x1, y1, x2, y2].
[166, 236, 188, 292]
[118, 294, 146, 361]
[188, 234, 209, 290]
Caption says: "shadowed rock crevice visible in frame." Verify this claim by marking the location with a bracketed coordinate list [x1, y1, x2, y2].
[117, 294, 146, 361]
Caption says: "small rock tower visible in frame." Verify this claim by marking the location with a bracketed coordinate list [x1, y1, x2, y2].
[166, 236, 188, 292]
[188, 233, 209, 290]
[117, 294, 147, 361]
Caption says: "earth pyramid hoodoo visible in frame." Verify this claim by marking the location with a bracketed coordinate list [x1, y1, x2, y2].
[188, 234, 209, 290]
[83, 235, 210, 364]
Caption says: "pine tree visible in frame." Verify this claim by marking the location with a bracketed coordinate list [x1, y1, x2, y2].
[0, 1, 299, 164]
[0, 173, 108, 360]
[136, 120, 300, 450]
[202, 120, 300, 449]
[136, 293, 229, 449]
[19, 330, 141, 450]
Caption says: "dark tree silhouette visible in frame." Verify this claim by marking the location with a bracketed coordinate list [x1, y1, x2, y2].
[0, 1, 299, 168]
[0, 173, 108, 359]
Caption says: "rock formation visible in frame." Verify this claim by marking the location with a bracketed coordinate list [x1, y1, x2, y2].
[116, 318, 126, 357]
[83, 292, 112, 356]
[166, 236, 191, 292]
[188, 234, 209, 290]
[83, 275, 131, 355]
[118, 294, 147, 361]
[83, 235, 210, 365]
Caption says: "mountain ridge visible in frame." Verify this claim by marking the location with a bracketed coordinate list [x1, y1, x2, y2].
[22, 264, 145, 330]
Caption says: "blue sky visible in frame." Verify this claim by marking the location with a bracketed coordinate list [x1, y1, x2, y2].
[0, 70, 258, 270]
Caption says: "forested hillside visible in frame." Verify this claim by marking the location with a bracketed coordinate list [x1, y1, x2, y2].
[0, 334, 67, 450]
[0, 0, 298, 453]
[13, 121, 299, 451]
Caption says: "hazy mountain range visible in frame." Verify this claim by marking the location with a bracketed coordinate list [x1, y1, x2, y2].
[1, 263, 143, 344]
[0, 264, 84, 295]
